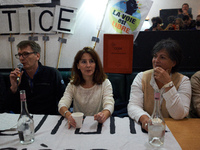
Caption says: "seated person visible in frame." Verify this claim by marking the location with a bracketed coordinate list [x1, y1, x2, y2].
[174, 18, 184, 30]
[164, 16, 176, 31]
[58, 47, 114, 128]
[164, 23, 175, 31]
[0, 73, 7, 113]
[7, 40, 66, 115]
[177, 8, 183, 16]
[145, 17, 163, 31]
[194, 14, 200, 30]
[151, 16, 183, 31]
[128, 39, 191, 132]
[183, 15, 196, 30]
[190, 71, 200, 118]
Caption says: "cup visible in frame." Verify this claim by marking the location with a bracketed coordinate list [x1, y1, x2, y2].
[71, 112, 84, 128]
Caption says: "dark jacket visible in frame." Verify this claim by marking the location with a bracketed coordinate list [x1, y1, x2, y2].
[6, 62, 66, 115]
[183, 20, 196, 30]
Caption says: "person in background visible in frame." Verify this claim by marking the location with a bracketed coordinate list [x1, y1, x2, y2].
[164, 23, 174, 31]
[145, 17, 163, 31]
[0, 73, 7, 113]
[165, 16, 192, 31]
[58, 47, 114, 128]
[164, 23, 175, 31]
[164, 16, 176, 31]
[190, 71, 200, 118]
[182, 15, 196, 30]
[177, 8, 183, 16]
[7, 40, 66, 115]
[128, 39, 191, 132]
[194, 14, 200, 30]
[174, 18, 185, 30]
[177, 3, 193, 19]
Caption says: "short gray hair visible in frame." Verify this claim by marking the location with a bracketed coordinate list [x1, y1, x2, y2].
[17, 40, 41, 54]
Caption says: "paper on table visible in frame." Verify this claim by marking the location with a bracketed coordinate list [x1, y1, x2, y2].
[80, 116, 98, 132]
[0, 113, 19, 130]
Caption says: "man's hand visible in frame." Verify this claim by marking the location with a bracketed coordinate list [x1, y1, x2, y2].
[9, 68, 23, 93]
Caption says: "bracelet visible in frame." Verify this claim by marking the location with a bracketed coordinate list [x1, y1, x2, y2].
[163, 81, 174, 88]
[63, 110, 69, 117]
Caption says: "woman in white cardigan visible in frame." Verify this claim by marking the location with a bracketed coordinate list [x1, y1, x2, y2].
[58, 47, 114, 128]
[128, 39, 191, 132]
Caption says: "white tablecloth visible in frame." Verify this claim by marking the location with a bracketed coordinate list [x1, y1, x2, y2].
[0, 113, 181, 150]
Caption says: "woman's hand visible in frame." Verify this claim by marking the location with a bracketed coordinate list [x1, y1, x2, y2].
[67, 115, 76, 129]
[94, 112, 107, 123]
[156, 23, 163, 31]
[154, 67, 171, 85]
[139, 115, 149, 132]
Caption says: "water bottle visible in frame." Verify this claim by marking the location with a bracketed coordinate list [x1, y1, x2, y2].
[148, 90, 165, 147]
[17, 90, 34, 145]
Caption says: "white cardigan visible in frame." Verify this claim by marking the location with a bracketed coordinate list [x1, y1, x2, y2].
[128, 72, 191, 122]
[58, 79, 114, 116]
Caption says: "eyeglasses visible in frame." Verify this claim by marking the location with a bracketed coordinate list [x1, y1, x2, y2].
[15, 52, 36, 59]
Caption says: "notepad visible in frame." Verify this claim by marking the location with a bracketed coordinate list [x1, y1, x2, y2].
[80, 116, 98, 132]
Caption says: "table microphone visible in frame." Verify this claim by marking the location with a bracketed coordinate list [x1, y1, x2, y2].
[17, 63, 23, 84]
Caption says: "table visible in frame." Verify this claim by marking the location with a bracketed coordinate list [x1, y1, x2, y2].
[165, 118, 200, 150]
[0, 113, 182, 150]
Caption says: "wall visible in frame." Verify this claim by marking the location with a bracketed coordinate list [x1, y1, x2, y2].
[134, 30, 200, 72]
[0, 0, 199, 69]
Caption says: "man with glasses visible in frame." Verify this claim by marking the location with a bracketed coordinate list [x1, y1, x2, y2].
[177, 3, 193, 20]
[7, 40, 66, 115]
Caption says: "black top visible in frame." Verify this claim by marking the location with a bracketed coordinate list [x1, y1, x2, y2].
[183, 20, 196, 30]
[6, 62, 66, 115]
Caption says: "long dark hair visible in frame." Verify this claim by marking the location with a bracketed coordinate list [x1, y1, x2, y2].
[71, 47, 107, 85]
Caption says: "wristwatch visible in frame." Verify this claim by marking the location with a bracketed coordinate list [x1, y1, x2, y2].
[163, 81, 174, 88]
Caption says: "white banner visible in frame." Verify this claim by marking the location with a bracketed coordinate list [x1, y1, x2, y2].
[18, 7, 36, 33]
[0, 6, 77, 34]
[0, 8, 20, 33]
[60, 0, 85, 10]
[101, 0, 153, 39]
[0, 114, 182, 150]
[52, 5, 77, 34]
[0, 0, 51, 5]
[34, 7, 55, 34]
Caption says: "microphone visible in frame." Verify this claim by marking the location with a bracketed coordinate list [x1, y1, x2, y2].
[17, 63, 23, 83]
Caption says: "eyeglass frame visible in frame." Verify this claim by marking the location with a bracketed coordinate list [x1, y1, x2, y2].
[15, 52, 37, 59]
